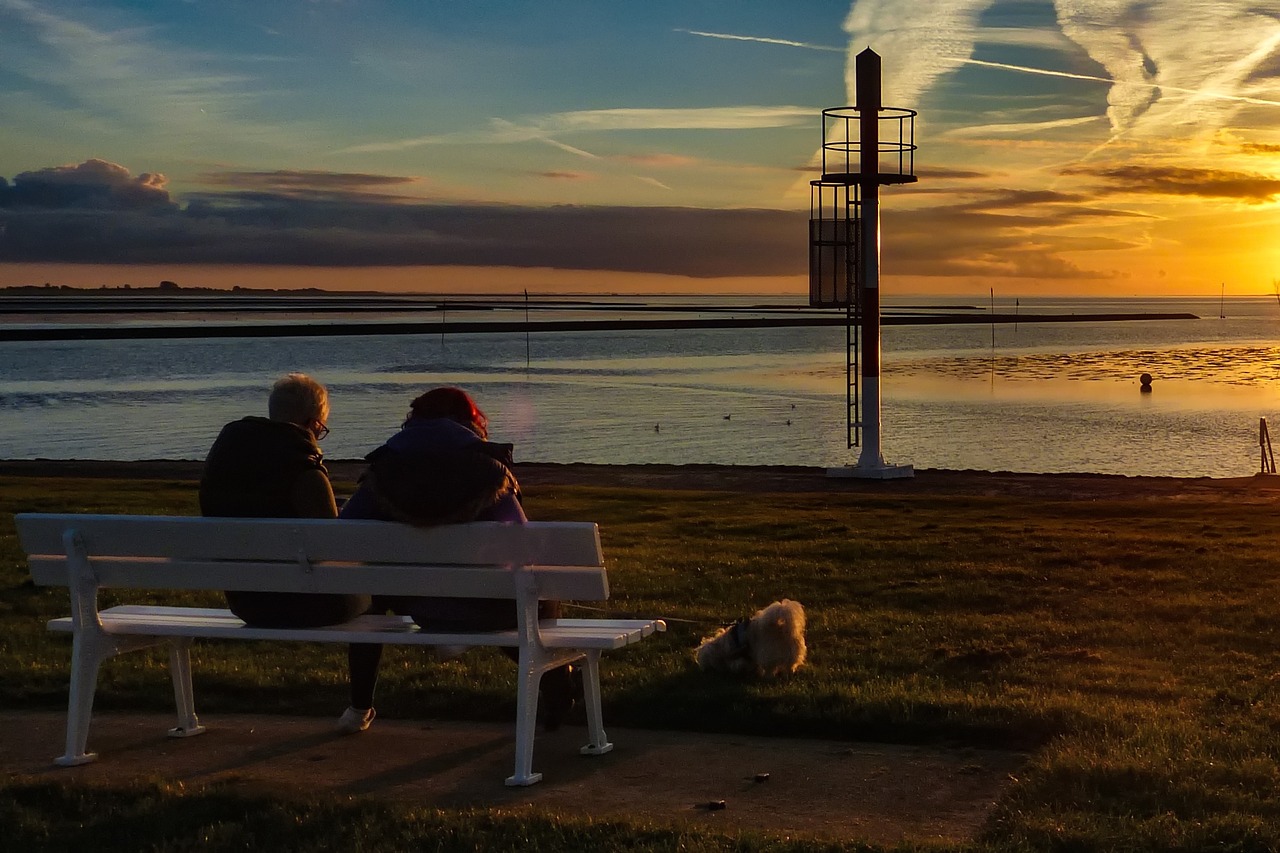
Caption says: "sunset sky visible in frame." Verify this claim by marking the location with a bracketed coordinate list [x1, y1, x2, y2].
[1, 0, 1278, 298]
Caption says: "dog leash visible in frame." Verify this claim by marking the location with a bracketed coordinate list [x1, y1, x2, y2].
[560, 602, 719, 629]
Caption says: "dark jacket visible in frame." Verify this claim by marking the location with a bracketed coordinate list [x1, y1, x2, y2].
[340, 416, 530, 631]
[341, 418, 520, 525]
[199, 417, 335, 519]
[199, 416, 364, 629]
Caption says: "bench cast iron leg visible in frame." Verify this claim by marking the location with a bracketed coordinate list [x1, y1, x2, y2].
[578, 651, 613, 757]
[506, 657, 544, 786]
[167, 639, 206, 738]
[56, 631, 103, 766]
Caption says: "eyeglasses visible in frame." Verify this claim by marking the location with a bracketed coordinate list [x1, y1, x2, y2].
[313, 422, 330, 441]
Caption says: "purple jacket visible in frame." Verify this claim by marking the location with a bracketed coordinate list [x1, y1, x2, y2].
[340, 417, 525, 524]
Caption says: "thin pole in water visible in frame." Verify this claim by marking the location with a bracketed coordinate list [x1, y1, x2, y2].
[989, 287, 995, 386]
[990, 287, 995, 347]
[1261, 417, 1276, 474]
[524, 289, 531, 369]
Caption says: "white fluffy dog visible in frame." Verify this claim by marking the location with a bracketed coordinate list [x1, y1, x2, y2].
[695, 599, 807, 678]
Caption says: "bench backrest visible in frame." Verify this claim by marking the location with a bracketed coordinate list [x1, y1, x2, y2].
[16, 514, 608, 601]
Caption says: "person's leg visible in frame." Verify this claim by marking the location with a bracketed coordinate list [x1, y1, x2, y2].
[339, 596, 394, 733]
[399, 596, 577, 731]
[347, 643, 382, 710]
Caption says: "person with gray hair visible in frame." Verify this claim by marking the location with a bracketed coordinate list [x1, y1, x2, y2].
[199, 373, 370, 628]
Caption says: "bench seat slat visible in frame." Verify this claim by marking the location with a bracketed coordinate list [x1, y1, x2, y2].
[47, 607, 664, 650]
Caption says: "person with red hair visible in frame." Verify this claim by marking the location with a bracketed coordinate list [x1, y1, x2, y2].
[337, 387, 574, 733]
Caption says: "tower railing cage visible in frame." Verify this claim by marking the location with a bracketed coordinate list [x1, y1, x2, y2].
[807, 106, 916, 310]
[818, 106, 917, 184]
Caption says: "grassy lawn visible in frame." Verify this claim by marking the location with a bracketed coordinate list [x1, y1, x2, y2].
[4, 473, 1280, 851]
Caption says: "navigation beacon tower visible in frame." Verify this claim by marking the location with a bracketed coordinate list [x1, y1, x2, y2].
[809, 48, 917, 479]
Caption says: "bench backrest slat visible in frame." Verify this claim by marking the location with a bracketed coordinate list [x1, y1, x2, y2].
[17, 515, 608, 601]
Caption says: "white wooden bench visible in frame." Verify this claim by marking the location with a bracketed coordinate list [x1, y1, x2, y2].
[15, 513, 665, 786]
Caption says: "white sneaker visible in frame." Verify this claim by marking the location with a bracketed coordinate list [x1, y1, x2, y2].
[337, 706, 375, 734]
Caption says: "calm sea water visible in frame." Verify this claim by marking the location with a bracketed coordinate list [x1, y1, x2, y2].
[2, 295, 1279, 478]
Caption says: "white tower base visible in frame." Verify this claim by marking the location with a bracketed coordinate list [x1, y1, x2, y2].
[826, 462, 914, 479]
[827, 373, 914, 479]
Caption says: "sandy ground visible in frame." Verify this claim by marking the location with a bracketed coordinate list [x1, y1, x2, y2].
[1, 712, 1022, 844]
[7, 459, 1273, 843]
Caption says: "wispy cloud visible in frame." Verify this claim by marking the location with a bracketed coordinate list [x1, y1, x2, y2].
[843, 0, 992, 105]
[0, 0, 302, 152]
[1053, 1, 1280, 143]
[836, 0, 1280, 144]
[537, 137, 601, 161]
[635, 176, 673, 191]
[336, 106, 815, 155]
[527, 106, 814, 132]
[614, 153, 700, 168]
[945, 115, 1105, 137]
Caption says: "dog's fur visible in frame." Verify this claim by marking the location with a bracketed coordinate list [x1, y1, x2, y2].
[695, 599, 806, 678]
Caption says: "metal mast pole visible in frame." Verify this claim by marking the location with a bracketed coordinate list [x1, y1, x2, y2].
[855, 49, 886, 472]
[828, 48, 914, 480]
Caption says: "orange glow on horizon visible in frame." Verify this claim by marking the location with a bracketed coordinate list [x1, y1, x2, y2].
[0, 263, 806, 297]
[2, 261, 1277, 300]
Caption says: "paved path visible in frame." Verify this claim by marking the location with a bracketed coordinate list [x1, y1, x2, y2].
[2, 711, 1020, 844]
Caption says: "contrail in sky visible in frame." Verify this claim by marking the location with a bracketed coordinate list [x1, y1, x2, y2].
[678, 28, 1280, 110]
[674, 28, 843, 52]
[962, 57, 1280, 108]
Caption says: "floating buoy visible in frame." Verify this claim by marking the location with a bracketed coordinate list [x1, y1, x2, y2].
[1139, 372, 1153, 393]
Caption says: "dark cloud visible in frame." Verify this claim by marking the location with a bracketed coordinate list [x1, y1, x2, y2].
[1246, 38, 1280, 82]
[1061, 164, 1280, 201]
[0, 161, 805, 277]
[915, 167, 990, 180]
[946, 188, 1091, 212]
[875, 188, 1146, 280]
[198, 170, 420, 197]
[1240, 142, 1280, 154]
[0, 159, 1154, 281]
[883, 207, 1128, 279]
[0, 159, 174, 210]
[537, 171, 593, 180]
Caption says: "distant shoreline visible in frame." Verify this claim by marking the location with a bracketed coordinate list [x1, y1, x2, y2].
[0, 312, 1199, 342]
